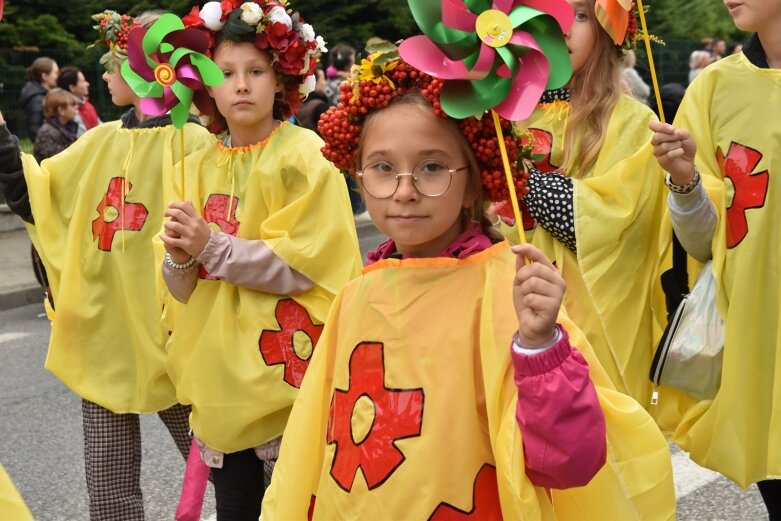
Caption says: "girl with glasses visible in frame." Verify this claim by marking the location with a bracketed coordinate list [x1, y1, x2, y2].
[261, 54, 675, 520]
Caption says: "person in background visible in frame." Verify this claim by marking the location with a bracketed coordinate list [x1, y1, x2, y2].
[621, 49, 651, 104]
[57, 66, 102, 136]
[711, 38, 727, 59]
[688, 50, 714, 84]
[19, 57, 59, 140]
[324, 43, 355, 106]
[295, 66, 329, 134]
[33, 88, 79, 163]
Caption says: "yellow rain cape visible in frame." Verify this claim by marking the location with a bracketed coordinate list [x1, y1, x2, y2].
[0, 464, 33, 521]
[164, 123, 362, 454]
[510, 95, 672, 409]
[263, 242, 675, 520]
[664, 53, 781, 488]
[21, 121, 214, 413]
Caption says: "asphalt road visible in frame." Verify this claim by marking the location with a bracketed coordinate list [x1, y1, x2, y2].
[0, 293, 768, 520]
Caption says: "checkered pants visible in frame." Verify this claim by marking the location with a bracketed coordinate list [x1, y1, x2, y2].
[82, 399, 192, 521]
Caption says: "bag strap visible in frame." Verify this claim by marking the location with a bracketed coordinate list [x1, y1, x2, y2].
[660, 231, 690, 321]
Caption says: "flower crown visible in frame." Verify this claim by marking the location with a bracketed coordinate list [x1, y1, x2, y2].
[91, 11, 141, 72]
[183, 0, 326, 127]
[318, 47, 529, 203]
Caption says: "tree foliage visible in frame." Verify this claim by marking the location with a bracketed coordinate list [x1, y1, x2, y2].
[645, 0, 746, 42]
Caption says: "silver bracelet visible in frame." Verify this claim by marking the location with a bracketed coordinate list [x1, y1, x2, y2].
[665, 168, 701, 194]
[165, 252, 197, 270]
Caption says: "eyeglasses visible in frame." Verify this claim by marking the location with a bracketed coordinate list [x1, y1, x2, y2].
[356, 160, 469, 198]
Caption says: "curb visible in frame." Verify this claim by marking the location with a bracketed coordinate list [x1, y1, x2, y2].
[0, 285, 43, 311]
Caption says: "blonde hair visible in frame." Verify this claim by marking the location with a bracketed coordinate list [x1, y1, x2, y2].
[42, 88, 74, 119]
[563, 0, 622, 178]
[357, 93, 502, 241]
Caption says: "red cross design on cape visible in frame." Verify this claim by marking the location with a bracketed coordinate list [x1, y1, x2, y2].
[259, 299, 323, 388]
[717, 142, 769, 249]
[429, 464, 502, 520]
[199, 194, 240, 279]
[91, 177, 149, 252]
[327, 342, 424, 491]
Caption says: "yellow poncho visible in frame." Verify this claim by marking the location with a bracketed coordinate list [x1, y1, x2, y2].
[165, 123, 362, 454]
[515, 95, 670, 408]
[263, 243, 675, 520]
[666, 52, 781, 487]
[22, 121, 214, 413]
[0, 464, 32, 521]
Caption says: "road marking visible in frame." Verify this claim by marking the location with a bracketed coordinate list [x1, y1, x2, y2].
[672, 450, 722, 498]
[0, 332, 30, 344]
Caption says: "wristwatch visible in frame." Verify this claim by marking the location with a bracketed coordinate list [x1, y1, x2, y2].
[665, 168, 700, 194]
[165, 252, 197, 270]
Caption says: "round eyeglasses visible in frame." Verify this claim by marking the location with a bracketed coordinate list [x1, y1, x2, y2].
[356, 160, 469, 199]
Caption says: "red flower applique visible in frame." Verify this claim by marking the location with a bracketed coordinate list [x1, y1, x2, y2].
[327, 342, 424, 491]
[259, 299, 323, 388]
[91, 177, 149, 252]
[429, 464, 502, 520]
[717, 142, 769, 249]
[199, 194, 240, 280]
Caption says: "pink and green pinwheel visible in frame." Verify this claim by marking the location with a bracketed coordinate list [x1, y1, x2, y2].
[399, 0, 574, 121]
[121, 13, 223, 128]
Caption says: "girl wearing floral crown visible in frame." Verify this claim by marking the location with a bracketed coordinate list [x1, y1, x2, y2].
[650, 0, 781, 516]
[160, 1, 361, 518]
[0, 11, 215, 520]
[501, 0, 677, 412]
[260, 51, 675, 520]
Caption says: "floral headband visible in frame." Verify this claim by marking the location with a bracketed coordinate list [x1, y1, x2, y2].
[183, 0, 326, 124]
[92, 10, 141, 72]
[318, 49, 529, 203]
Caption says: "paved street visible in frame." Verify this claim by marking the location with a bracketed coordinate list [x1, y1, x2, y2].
[0, 302, 768, 520]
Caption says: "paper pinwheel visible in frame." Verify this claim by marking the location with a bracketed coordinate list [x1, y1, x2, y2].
[399, 0, 574, 121]
[121, 13, 223, 128]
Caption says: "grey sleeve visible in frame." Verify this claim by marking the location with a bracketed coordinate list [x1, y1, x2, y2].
[668, 183, 717, 263]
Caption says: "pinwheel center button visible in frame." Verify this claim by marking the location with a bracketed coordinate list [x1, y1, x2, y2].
[154, 63, 177, 87]
[476, 9, 512, 48]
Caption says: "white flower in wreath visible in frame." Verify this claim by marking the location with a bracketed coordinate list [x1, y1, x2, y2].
[200, 1, 225, 31]
[298, 23, 316, 43]
[267, 6, 292, 29]
[240, 2, 263, 25]
[299, 74, 316, 97]
[315, 35, 327, 53]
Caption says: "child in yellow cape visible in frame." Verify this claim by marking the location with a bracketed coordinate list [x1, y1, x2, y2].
[650, 0, 781, 514]
[159, 1, 362, 518]
[495, 0, 675, 412]
[261, 54, 675, 520]
[0, 11, 214, 520]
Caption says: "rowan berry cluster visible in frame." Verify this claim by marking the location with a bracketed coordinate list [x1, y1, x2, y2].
[318, 57, 527, 202]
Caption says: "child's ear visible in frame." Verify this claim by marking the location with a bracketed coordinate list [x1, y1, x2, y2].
[207, 85, 215, 99]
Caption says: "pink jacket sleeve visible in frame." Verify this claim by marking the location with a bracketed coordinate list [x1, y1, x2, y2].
[512, 325, 607, 489]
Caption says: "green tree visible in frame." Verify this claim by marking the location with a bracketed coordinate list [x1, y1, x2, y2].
[295, 0, 416, 52]
[646, 0, 746, 42]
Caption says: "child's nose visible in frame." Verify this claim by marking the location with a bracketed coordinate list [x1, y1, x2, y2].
[393, 175, 418, 201]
